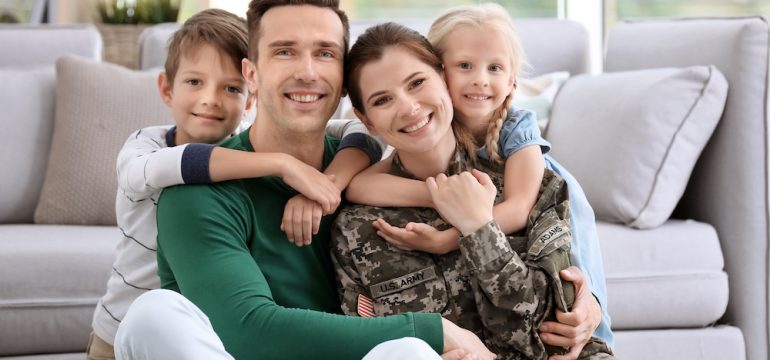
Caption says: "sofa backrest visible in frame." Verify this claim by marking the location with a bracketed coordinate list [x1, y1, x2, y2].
[0, 25, 102, 224]
[139, 18, 590, 77]
[605, 17, 769, 360]
[0, 25, 102, 67]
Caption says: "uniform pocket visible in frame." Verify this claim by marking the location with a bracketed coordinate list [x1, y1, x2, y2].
[351, 244, 449, 316]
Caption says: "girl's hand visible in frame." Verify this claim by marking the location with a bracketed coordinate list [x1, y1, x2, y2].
[281, 156, 340, 215]
[372, 218, 461, 255]
[280, 194, 323, 246]
[427, 169, 497, 236]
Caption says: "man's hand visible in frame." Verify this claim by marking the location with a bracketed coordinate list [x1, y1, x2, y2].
[281, 156, 340, 215]
[442, 318, 496, 360]
[280, 194, 323, 246]
[372, 219, 460, 255]
[539, 266, 601, 360]
[426, 170, 497, 236]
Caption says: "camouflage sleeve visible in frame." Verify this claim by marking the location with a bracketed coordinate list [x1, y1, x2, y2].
[330, 216, 368, 317]
[458, 220, 568, 358]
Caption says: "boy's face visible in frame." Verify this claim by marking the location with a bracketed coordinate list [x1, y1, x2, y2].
[243, 5, 345, 135]
[159, 43, 251, 145]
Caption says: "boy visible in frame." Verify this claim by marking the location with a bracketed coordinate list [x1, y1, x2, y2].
[87, 8, 381, 359]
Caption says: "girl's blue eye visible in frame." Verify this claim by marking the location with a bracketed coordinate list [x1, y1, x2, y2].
[459, 62, 471, 70]
[489, 65, 503, 72]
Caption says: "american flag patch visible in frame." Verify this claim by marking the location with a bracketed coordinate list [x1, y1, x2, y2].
[357, 294, 375, 318]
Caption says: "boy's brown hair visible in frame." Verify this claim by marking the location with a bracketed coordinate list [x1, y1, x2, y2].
[164, 8, 248, 85]
[246, 0, 350, 62]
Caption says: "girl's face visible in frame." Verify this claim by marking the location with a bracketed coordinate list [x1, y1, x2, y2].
[355, 47, 454, 156]
[440, 24, 516, 129]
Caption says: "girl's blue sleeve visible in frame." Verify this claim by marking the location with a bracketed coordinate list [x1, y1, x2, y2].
[491, 108, 552, 159]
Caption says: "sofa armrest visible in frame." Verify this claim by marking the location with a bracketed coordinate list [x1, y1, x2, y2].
[605, 17, 770, 360]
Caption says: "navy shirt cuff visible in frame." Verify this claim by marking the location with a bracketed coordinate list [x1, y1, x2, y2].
[339, 133, 383, 164]
[181, 144, 215, 184]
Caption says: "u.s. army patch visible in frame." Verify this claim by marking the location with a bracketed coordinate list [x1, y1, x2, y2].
[369, 267, 438, 298]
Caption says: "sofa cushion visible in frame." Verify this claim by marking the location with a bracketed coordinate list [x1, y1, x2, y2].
[598, 219, 728, 329]
[0, 67, 55, 224]
[614, 326, 745, 360]
[0, 25, 101, 67]
[546, 66, 728, 228]
[33, 55, 171, 225]
[0, 225, 119, 356]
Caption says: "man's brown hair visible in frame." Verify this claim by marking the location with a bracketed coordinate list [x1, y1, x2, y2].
[246, 0, 350, 62]
[164, 8, 248, 85]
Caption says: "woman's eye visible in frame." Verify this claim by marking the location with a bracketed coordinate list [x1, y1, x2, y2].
[409, 78, 425, 89]
[373, 96, 390, 106]
[459, 62, 471, 70]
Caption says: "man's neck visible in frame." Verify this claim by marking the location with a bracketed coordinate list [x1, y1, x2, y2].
[249, 116, 327, 170]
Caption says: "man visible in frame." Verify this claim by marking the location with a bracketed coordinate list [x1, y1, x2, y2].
[114, 1, 494, 359]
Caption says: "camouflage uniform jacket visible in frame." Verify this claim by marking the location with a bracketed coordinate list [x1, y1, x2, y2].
[331, 148, 612, 360]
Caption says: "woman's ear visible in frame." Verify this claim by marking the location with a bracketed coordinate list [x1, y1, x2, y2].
[354, 109, 378, 136]
[157, 72, 173, 107]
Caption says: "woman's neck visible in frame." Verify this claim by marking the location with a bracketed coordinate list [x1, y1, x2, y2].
[397, 129, 457, 180]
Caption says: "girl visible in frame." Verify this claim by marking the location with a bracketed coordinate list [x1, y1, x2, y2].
[344, 3, 613, 351]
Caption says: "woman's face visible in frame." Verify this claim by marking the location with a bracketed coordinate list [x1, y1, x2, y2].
[355, 46, 454, 156]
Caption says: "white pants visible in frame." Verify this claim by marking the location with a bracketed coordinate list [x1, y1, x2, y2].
[115, 289, 441, 360]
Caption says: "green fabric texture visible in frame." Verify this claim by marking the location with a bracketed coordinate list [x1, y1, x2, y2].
[156, 127, 443, 359]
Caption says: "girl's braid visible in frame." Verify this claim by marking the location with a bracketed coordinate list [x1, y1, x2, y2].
[484, 93, 513, 164]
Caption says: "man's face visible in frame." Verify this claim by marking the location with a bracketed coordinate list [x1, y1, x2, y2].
[247, 5, 345, 134]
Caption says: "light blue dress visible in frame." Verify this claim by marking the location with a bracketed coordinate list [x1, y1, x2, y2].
[476, 107, 614, 347]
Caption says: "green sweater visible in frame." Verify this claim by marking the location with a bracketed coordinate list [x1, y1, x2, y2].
[156, 128, 443, 359]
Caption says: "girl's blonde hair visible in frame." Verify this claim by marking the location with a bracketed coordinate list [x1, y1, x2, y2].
[428, 3, 527, 164]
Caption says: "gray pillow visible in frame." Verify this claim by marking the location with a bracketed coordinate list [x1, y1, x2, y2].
[34, 55, 171, 225]
[0, 67, 55, 223]
[545, 65, 728, 229]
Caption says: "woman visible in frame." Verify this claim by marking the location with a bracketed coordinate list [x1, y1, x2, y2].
[330, 22, 612, 360]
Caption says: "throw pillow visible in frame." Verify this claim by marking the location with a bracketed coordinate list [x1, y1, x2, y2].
[545, 65, 728, 229]
[34, 55, 171, 225]
[513, 71, 570, 132]
[0, 67, 55, 223]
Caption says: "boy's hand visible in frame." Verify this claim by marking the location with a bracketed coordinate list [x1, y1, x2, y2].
[372, 219, 460, 255]
[427, 170, 497, 236]
[281, 157, 341, 215]
[280, 194, 323, 246]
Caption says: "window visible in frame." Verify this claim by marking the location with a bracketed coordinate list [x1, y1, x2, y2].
[604, 0, 770, 32]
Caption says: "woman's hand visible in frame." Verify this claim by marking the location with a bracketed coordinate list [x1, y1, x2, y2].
[372, 218, 460, 255]
[280, 194, 323, 246]
[539, 266, 601, 360]
[426, 170, 497, 236]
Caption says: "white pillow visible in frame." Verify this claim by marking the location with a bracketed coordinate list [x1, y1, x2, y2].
[34, 55, 171, 225]
[546, 65, 728, 229]
[513, 71, 570, 132]
[0, 67, 55, 223]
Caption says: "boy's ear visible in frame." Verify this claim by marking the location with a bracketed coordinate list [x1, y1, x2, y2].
[353, 109, 378, 136]
[157, 72, 173, 107]
[242, 58, 259, 95]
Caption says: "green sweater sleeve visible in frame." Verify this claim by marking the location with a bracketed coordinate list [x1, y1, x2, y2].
[157, 183, 443, 359]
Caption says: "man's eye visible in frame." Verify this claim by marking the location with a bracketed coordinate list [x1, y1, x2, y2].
[319, 50, 334, 58]
[186, 79, 200, 86]
[276, 50, 291, 56]
[408, 78, 425, 90]
[459, 62, 471, 70]
[373, 96, 390, 106]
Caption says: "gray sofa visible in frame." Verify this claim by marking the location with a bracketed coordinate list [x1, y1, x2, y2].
[0, 16, 767, 360]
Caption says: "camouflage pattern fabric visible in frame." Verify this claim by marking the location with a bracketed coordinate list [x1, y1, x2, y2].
[331, 147, 613, 359]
